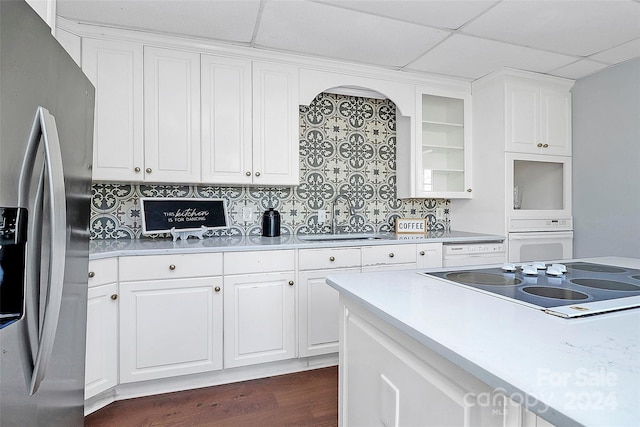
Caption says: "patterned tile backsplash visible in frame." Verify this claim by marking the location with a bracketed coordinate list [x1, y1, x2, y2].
[90, 93, 450, 239]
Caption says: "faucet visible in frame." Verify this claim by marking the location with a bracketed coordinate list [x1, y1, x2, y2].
[331, 194, 356, 234]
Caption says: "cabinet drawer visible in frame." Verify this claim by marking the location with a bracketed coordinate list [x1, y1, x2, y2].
[416, 243, 443, 269]
[119, 253, 223, 281]
[88, 258, 118, 287]
[224, 250, 294, 275]
[362, 244, 417, 267]
[299, 248, 361, 271]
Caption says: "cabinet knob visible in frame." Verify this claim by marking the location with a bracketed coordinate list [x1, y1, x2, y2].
[467, 188, 472, 192]
[169, 264, 176, 270]
[329, 256, 335, 262]
[419, 251, 425, 256]
[110, 294, 118, 300]
[134, 167, 141, 173]
[146, 167, 152, 173]
[288, 280, 294, 286]
[389, 253, 395, 258]
[88, 271, 95, 278]
[214, 286, 221, 292]
[246, 171, 251, 176]
[543, 143, 549, 148]
[255, 172, 261, 177]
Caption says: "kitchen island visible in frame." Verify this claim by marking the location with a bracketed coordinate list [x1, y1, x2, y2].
[326, 257, 640, 427]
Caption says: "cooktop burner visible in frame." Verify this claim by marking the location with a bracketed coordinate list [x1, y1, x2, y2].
[570, 278, 640, 291]
[445, 272, 522, 286]
[423, 262, 640, 318]
[522, 286, 590, 300]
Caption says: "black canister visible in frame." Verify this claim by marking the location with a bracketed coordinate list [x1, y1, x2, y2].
[261, 208, 281, 237]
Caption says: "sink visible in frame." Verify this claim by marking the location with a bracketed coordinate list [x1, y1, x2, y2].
[298, 233, 392, 242]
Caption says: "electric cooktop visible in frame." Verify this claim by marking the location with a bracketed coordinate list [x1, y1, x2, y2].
[422, 262, 640, 318]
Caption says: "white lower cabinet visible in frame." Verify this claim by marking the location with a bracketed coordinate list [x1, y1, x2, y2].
[119, 277, 223, 383]
[299, 268, 358, 357]
[118, 254, 223, 383]
[223, 250, 296, 368]
[85, 258, 119, 400]
[416, 242, 443, 269]
[362, 244, 418, 272]
[298, 247, 361, 357]
[85, 242, 448, 407]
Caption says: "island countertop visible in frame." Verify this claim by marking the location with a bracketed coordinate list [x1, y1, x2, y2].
[326, 256, 640, 427]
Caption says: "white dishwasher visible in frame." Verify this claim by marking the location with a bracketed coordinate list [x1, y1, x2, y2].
[442, 242, 506, 267]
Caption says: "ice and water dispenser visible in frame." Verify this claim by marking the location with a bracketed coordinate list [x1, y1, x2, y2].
[0, 207, 27, 329]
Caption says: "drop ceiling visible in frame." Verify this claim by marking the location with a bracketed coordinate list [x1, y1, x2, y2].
[56, 0, 640, 81]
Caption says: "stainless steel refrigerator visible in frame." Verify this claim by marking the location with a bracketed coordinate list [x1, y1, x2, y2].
[0, 1, 94, 425]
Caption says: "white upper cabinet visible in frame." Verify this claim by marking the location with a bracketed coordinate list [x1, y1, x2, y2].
[84, 34, 300, 185]
[505, 80, 572, 156]
[397, 87, 472, 199]
[82, 38, 144, 182]
[200, 58, 300, 186]
[251, 61, 300, 186]
[80, 26, 484, 188]
[144, 46, 201, 183]
[201, 55, 253, 185]
[85, 42, 203, 183]
[55, 28, 81, 66]
[26, 0, 56, 30]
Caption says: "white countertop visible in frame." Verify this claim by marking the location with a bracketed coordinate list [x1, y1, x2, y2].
[326, 256, 640, 427]
[89, 230, 504, 259]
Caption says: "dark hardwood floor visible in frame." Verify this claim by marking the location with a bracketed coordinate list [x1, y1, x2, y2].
[85, 366, 338, 427]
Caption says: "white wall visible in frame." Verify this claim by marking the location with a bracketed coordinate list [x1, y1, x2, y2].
[571, 58, 640, 257]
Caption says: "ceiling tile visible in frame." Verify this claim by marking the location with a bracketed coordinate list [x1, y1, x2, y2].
[315, 0, 497, 30]
[462, 1, 640, 56]
[57, 0, 261, 43]
[589, 38, 640, 64]
[406, 34, 576, 80]
[550, 60, 612, 80]
[255, 0, 450, 67]
[55, 0, 639, 81]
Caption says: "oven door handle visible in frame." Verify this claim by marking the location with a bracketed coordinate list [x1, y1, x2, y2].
[508, 231, 573, 240]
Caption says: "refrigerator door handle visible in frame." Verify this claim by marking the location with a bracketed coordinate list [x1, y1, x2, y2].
[18, 107, 67, 395]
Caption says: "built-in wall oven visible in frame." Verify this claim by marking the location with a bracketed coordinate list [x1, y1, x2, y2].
[508, 230, 573, 263]
[508, 217, 573, 263]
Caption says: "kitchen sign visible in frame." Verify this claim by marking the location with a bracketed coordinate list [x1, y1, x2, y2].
[141, 198, 229, 240]
[395, 218, 428, 234]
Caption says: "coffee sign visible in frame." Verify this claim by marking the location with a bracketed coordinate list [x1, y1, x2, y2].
[141, 198, 228, 235]
[395, 218, 427, 234]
